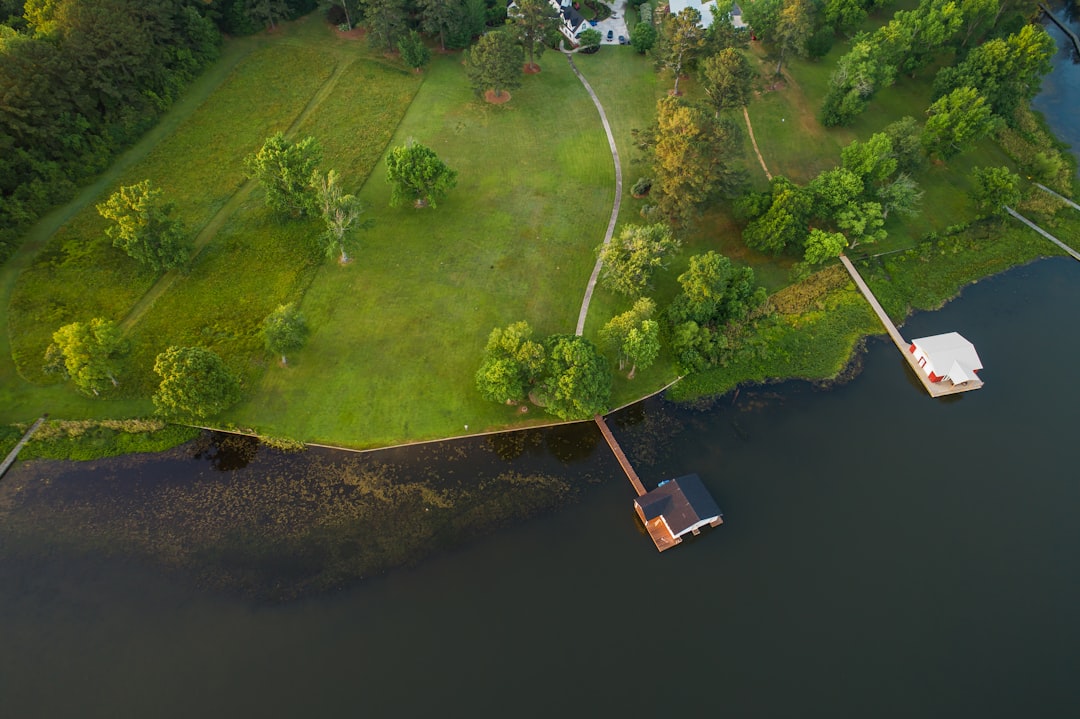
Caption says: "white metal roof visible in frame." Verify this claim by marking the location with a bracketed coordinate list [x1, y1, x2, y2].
[911, 332, 983, 375]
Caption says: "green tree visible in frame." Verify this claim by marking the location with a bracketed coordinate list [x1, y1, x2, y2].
[699, 48, 755, 116]
[743, 176, 812, 254]
[418, 0, 467, 50]
[43, 318, 126, 396]
[537, 335, 611, 420]
[630, 21, 657, 54]
[313, 169, 366, 263]
[836, 200, 887, 247]
[599, 297, 660, 378]
[666, 251, 766, 371]
[152, 346, 242, 420]
[772, 0, 814, 76]
[840, 133, 897, 189]
[921, 86, 995, 160]
[244, 132, 323, 218]
[578, 28, 603, 51]
[245, 0, 289, 29]
[360, 0, 408, 52]
[819, 39, 879, 126]
[803, 228, 847, 264]
[970, 165, 1021, 219]
[398, 30, 431, 72]
[651, 96, 744, 224]
[933, 24, 1054, 118]
[475, 321, 545, 404]
[596, 223, 682, 298]
[877, 173, 923, 219]
[96, 180, 190, 273]
[883, 116, 926, 175]
[465, 30, 523, 100]
[657, 7, 707, 95]
[823, 0, 867, 35]
[385, 140, 458, 208]
[808, 167, 864, 218]
[262, 303, 309, 365]
[510, 0, 558, 71]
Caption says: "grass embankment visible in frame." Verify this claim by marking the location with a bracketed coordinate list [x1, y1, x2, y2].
[15, 419, 201, 461]
[230, 49, 614, 446]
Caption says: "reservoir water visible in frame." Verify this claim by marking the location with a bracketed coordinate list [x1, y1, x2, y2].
[3, 11, 1080, 719]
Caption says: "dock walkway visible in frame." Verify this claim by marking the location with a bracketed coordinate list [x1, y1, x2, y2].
[594, 415, 646, 496]
[1005, 206, 1080, 262]
[839, 255, 982, 398]
[1034, 183, 1080, 213]
[1040, 3, 1080, 56]
[0, 416, 46, 481]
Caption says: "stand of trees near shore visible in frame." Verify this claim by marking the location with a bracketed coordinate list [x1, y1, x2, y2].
[0, 0, 316, 264]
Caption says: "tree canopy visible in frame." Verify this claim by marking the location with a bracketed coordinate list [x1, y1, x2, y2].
[596, 223, 682, 298]
[510, 0, 558, 70]
[474, 321, 545, 404]
[262, 302, 309, 365]
[96, 180, 190, 273]
[43, 317, 126, 396]
[970, 165, 1021, 219]
[313, 169, 366, 262]
[385, 141, 458, 208]
[244, 133, 323, 218]
[537, 334, 611, 420]
[657, 7, 707, 95]
[152, 346, 242, 420]
[600, 297, 660, 378]
[465, 30, 523, 100]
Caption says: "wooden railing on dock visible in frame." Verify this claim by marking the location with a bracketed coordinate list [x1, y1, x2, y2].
[594, 415, 646, 496]
[0, 416, 46, 481]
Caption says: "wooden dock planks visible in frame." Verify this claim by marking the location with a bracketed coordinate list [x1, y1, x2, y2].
[594, 415, 646, 496]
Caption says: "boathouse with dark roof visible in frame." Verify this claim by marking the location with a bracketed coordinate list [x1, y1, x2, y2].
[634, 474, 723, 552]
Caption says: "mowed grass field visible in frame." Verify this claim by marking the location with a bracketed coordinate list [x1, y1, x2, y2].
[230, 47, 615, 445]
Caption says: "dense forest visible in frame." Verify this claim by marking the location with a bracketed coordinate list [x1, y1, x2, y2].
[0, 0, 316, 263]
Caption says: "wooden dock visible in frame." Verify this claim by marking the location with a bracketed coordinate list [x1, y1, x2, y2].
[1039, 3, 1080, 57]
[594, 415, 646, 496]
[0, 416, 46, 481]
[839, 255, 983, 397]
[1005, 206, 1080, 262]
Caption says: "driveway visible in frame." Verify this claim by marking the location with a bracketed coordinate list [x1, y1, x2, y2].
[592, 1, 629, 45]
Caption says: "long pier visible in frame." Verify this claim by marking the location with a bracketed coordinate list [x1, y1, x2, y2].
[1034, 183, 1080, 213]
[1005, 206, 1080, 261]
[594, 415, 646, 496]
[0, 416, 46, 480]
[839, 255, 982, 397]
[1040, 3, 1080, 56]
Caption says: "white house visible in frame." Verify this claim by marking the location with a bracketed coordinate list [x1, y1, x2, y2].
[508, 0, 588, 44]
[667, 0, 747, 29]
[908, 332, 983, 385]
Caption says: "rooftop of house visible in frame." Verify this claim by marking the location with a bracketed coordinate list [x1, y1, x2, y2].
[635, 474, 722, 538]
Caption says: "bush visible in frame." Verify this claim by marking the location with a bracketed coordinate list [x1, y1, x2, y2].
[631, 177, 652, 196]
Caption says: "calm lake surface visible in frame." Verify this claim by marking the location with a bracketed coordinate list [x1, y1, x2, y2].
[3, 14, 1080, 719]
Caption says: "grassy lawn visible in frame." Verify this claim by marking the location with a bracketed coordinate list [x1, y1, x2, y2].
[7, 38, 337, 386]
[229, 48, 615, 446]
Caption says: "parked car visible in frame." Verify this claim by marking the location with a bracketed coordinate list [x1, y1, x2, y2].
[607, 30, 613, 41]
[618, 35, 627, 45]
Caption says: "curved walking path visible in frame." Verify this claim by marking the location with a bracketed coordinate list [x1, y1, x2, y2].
[563, 52, 623, 336]
[743, 106, 772, 181]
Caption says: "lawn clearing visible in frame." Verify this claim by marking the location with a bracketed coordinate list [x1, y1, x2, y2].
[229, 50, 615, 446]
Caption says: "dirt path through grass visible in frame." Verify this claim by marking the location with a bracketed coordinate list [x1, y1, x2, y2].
[743, 106, 773, 180]
[564, 53, 623, 336]
[119, 57, 356, 331]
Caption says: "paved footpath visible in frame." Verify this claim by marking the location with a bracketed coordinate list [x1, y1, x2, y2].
[563, 52, 624, 336]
